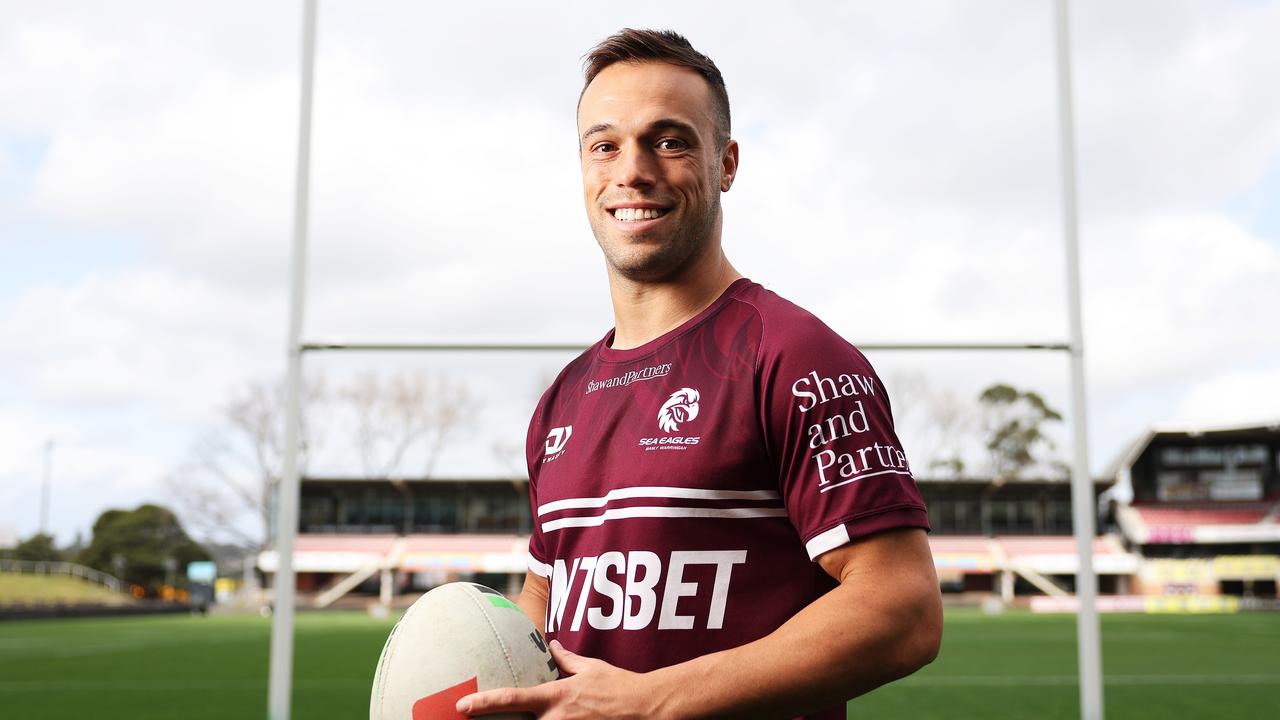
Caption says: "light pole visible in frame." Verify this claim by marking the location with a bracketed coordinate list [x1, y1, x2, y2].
[41, 439, 55, 536]
[164, 557, 178, 595]
[113, 554, 127, 587]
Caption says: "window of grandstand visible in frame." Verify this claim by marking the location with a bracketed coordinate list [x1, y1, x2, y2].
[299, 479, 532, 534]
[918, 480, 1105, 535]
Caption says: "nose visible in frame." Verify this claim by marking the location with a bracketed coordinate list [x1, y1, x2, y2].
[615, 141, 657, 190]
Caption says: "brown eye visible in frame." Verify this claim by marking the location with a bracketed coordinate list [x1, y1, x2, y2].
[657, 138, 687, 151]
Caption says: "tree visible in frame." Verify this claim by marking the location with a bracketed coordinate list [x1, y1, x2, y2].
[341, 371, 476, 481]
[169, 370, 478, 547]
[978, 383, 1066, 483]
[885, 372, 976, 479]
[77, 504, 209, 592]
[11, 532, 62, 562]
[167, 376, 327, 550]
[341, 371, 479, 534]
[883, 375, 1066, 482]
[491, 370, 560, 482]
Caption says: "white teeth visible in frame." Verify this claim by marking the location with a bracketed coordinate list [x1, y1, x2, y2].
[612, 208, 666, 221]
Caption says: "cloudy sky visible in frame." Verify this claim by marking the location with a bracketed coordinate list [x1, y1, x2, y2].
[2, 0, 1277, 545]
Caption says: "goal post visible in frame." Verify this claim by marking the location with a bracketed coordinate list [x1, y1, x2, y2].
[267, 2, 1101, 719]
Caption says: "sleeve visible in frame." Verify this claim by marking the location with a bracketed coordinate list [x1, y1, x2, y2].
[758, 320, 930, 562]
[524, 396, 552, 579]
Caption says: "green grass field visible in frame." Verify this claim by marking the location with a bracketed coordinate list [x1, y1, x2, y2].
[0, 610, 1275, 719]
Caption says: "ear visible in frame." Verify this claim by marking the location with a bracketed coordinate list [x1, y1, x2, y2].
[720, 139, 739, 192]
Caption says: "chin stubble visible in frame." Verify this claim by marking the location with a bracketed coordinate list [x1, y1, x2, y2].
[594, 197, 721, 282]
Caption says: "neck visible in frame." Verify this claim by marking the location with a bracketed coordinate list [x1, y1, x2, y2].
[607, 246, 742, 351]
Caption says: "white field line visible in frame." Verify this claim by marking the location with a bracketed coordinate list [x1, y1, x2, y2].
[0, 677, 370, 690]
[901, 674, 1280, 687]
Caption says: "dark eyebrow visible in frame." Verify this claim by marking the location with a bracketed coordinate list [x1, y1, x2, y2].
[647, 118, 700, 137]
[580, 123, 613, 144]
[579, 118, 701, 146]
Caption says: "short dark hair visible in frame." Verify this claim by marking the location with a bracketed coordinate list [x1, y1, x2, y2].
[581, 29, 731, 148]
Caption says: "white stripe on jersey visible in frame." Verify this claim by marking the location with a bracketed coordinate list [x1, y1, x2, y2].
[538, 486, 781, 516]
[541, 506, 788, 533]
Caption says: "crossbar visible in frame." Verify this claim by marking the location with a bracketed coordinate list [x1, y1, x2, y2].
[299, 341, 1073, 354]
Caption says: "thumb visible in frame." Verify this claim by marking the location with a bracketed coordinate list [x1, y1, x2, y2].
[549, 639, 593, 675]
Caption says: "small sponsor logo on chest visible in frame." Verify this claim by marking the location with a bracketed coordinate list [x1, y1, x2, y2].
[585, 362, 673, 395]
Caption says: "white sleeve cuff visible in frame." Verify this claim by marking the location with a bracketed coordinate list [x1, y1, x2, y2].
[527, 553, 551, 577]
[804, 523, 851, 560]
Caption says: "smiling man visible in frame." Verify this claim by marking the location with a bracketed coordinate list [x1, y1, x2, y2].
[459, 29, 941, 719]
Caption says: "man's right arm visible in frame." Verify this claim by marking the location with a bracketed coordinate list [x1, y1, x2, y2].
[515, 570, 549, 635]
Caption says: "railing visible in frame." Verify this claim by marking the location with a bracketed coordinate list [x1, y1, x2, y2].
[0, 559, 126, 593]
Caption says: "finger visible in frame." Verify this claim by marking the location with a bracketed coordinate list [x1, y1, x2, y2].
[548, 639, 594, 675]
[457, 684, 552, 717]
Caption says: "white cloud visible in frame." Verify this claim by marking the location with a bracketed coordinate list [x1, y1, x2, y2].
[0, 406, 179, 544]
[0, 269, 282, 416]
[1084, 212, 1280, 392]
[0, 265, 285, 541]
[1074, 0, 1280, 216]
[1174, 367, 1280, 426]
[29, 73, 297, 286]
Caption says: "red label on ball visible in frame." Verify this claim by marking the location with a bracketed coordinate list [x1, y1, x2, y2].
[412, 676, 478, 720]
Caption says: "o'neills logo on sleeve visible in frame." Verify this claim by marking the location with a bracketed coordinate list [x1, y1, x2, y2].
[585, 362, 672, 395]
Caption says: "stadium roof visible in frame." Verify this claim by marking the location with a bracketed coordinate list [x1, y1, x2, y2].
[1103, 419, 1280, 479]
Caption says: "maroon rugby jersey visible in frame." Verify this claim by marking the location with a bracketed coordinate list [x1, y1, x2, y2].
[525, 279, 928, 719]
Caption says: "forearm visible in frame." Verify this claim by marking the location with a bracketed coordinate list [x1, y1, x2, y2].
[459, 532, 939, 720]
[646, 552, 940, 717]
[514, 572, 548, 635]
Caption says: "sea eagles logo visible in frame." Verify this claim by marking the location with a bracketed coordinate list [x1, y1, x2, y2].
[658, 388, 700, 433]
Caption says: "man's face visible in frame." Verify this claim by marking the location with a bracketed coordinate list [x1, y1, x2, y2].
[577, 61, 737, 282]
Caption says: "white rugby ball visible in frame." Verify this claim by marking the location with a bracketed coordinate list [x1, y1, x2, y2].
[370, 582, 559, 720]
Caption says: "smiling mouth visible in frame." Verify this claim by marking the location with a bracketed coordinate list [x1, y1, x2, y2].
[611, 207, 670, 222]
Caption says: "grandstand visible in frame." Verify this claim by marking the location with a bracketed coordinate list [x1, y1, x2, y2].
[1105, 420, 1280, 600]
[257, 477, 532, 605]
[256, 421, 1280, 609]
[256, 472, 1122, 607]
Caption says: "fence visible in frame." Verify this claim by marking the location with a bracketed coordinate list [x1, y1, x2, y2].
[0, 559, 125, 594]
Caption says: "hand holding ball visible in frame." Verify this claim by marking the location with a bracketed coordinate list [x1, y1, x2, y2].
[370, 583, 559, 719]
